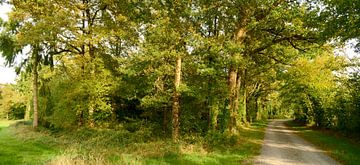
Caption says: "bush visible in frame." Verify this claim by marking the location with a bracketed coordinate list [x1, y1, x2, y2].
[205, 131, 238, 150]
[8, 103, 26, 120]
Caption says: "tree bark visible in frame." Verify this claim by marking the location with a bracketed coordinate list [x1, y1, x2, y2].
[163, 106, 168, 133]
[228, 67, 238, 133]
[242, 69, 247, 123]
[88, 103, 95, 128]
[32, 49, 39, 129]
[24, 100, 31, 120]
[255, 96, 260, 121]
[172, 56, 182, 142]
[234, 69, 242, 125]
[227, 26, 247, 133]
[209, 104, 219, 131]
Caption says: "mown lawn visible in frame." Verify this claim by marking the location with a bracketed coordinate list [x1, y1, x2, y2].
[0, 120, 267, 164]
[286, 120, 360, 165]
[0, 120, 58, 165]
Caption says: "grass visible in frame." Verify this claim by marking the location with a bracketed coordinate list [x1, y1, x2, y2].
[144, 122, 267, 165]
[286, 120, 360, 165]
[0, 120, 58, 165]
[0, 120, 268, 164]
[0, 120, 18, 128]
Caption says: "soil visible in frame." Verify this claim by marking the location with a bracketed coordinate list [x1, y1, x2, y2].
[255, 119, 340, 165]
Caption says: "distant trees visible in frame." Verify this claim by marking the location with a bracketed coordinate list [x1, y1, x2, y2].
[0, 84, 26, 120]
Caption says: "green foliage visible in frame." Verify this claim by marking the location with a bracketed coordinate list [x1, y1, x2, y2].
[34, 59, 120, 128]
[330, 71, 360, 133]
[0, 1, 359, 161]
[279, 53, 360, 134]
[278, 48, 348, 127]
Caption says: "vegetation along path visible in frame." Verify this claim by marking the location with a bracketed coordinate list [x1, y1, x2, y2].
[255, 120, 339, 165]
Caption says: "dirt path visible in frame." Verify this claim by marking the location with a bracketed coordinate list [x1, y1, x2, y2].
[255, 119, 340, 165]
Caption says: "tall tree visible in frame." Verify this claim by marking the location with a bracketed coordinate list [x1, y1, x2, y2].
[1, 0, 73, 128]
[134, 0, 194, 141]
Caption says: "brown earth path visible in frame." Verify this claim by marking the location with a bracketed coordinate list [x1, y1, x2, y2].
[255, 119, 340, 165]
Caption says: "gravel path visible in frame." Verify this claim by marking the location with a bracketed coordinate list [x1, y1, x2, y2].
[255, 119, 340, 165]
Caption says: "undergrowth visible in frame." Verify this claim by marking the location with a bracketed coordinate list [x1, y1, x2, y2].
[4, 121, 267, 165]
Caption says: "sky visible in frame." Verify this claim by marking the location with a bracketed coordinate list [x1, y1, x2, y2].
[0, 3, 359, 84]
[0, 3, 16, 84]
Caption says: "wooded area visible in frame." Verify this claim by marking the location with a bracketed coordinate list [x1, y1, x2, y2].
[0, 0, 359, 159]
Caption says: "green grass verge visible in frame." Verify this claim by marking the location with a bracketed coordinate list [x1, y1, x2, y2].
[0, 120, 58, 165]
[286, 120, 360, 165]
[0, 120, 267, 164]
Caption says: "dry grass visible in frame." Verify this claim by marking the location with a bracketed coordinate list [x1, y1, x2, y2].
[179, 144, 208, 156]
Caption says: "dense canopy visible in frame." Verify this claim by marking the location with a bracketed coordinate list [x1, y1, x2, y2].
[0, 0, 359, 141]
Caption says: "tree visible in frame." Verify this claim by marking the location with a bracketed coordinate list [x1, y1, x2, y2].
[137, 0, 193, 141]
[0, 1, 56, 128]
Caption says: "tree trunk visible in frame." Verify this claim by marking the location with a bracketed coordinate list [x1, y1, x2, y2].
[163, 106, 168, 133]
[24, 100, 31, 120]
[207, 75, 218, 131]
[172, 56, 182, 142]
[255, 97, 261, 121]
[227, 26, 247, 133]
[207, 93, 218, 131]
[111, 102, 117, 123]
[234, 70, 242, 125]
[209, 104, 219, 131]
[88, 103, 95, 128]
[228, 67, 238, 134]
[242, 69, 247, 123]
[32, 50, 39, 129]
